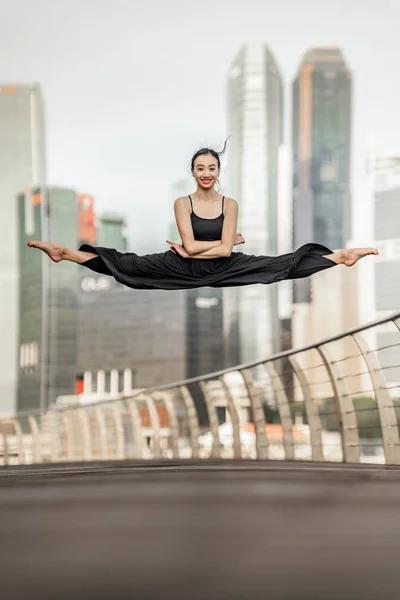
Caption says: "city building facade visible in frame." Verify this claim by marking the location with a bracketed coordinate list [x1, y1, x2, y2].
[292, 47, 352, 302]
[0, 84, 46, 415]
[18, 187, 78, 412]
[227, 43, 284, 364]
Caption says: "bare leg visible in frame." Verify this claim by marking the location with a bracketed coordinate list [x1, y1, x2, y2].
[27, 240, 97, 264]
[323, 247, 379, 267]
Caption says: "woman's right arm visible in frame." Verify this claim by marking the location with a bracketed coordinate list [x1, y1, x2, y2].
[173, 197, 223, 255]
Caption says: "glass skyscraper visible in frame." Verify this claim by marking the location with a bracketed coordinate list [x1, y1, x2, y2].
[0, 84, 46, 416]
[18, 187, 78, 412]
[227, 44, 284, 363]
[292, 47, 352, 302]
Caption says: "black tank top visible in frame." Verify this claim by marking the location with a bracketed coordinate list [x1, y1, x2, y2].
[189, 194, 225, 241]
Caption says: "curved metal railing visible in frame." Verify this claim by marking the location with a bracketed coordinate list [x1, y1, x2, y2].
[1, 311, 400, 466]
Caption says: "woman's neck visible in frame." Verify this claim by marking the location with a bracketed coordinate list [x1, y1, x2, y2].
[193, 188, 219, 202]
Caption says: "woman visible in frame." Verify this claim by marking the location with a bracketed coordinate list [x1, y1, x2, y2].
[27, 145, 378, 290]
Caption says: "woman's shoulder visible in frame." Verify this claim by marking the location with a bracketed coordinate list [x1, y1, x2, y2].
[174, 196, 190, 210]
[223, 196, 238, 210]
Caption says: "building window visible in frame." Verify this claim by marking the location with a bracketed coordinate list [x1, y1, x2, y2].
[195, 297, 219, 308]
[245, 75, 264, 92]
[20, 342, 39, 371]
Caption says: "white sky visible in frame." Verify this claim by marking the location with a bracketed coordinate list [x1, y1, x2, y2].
[1, 0, 399, 252]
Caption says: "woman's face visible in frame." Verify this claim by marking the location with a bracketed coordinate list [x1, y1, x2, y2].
[192, 154, 220, 190]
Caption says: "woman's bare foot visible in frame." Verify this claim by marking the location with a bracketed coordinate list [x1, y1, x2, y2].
[27, 240, 65, 263]
[324, 247, 379, 266]
[343, 247, 379, 266]
[27, 240, 98, 264]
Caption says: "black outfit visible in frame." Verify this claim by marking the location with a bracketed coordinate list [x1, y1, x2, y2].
[80, 195, 336, 290]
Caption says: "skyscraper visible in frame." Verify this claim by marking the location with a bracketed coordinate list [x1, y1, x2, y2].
[227, 44, 284, 363]
[0, 84, 46, 416]
[18, 187, 78, 412]
[292, 47, 352, 301]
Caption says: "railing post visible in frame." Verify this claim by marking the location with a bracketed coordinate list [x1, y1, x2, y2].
[316, 344, 360, 464]
[111, 402, 125, 460]
[179, 386, 201, 458]
[1, 426, 9, 466]
[264, 362, 295, 460]
[127, 398, 145, 458]
[199, 381, 222, 458]
[94, 406, 108, 460]
[353, 333, 400, 465]
[78, 408, 92, 461]
[156, 391, 180, 459]
[141, 393, 161, 458]
[288, 356, 324, 461]
[48, 411, 61, 463]
[28, 416, 42, 464]
[61, 412, 74, 461]
[12, 419, 24, 465]
[239, 369, 268, 459]
[219, 376, 242, 459]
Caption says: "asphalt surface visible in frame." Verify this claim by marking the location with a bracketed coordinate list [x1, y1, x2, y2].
[1, 459, 400, 600]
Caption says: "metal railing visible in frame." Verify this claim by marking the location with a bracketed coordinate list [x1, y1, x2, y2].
[1, 311, 400, 466]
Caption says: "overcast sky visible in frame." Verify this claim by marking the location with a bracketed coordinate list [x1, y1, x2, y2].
[1, 0, 399, 252]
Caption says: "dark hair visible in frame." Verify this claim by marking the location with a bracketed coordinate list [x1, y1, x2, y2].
[190, 137, 229, 171]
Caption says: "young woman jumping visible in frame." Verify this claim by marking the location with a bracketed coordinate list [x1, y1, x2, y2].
[27, 145, 378, 290]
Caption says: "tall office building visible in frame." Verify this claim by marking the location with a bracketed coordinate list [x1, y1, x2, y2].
[17, 187, 78, 412]
[292, 47, 352, 302]
[0, 84, 46, 416]
[227, 44, 284, 363]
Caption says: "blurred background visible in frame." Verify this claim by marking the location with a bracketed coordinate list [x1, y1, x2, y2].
[1, 0, 399, 456]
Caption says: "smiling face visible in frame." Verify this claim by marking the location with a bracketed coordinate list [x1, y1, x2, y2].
[192, 153, 220, 190]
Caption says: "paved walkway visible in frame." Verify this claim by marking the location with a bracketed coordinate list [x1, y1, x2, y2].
[1, 460, 400, 599]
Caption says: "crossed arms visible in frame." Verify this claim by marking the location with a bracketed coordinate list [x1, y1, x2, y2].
[172, 196, 239, 259]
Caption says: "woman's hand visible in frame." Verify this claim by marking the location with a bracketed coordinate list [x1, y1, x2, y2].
[166, 234, 244, 256]
[234, 233, 245, 245]
[166, 240, 190, 258]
